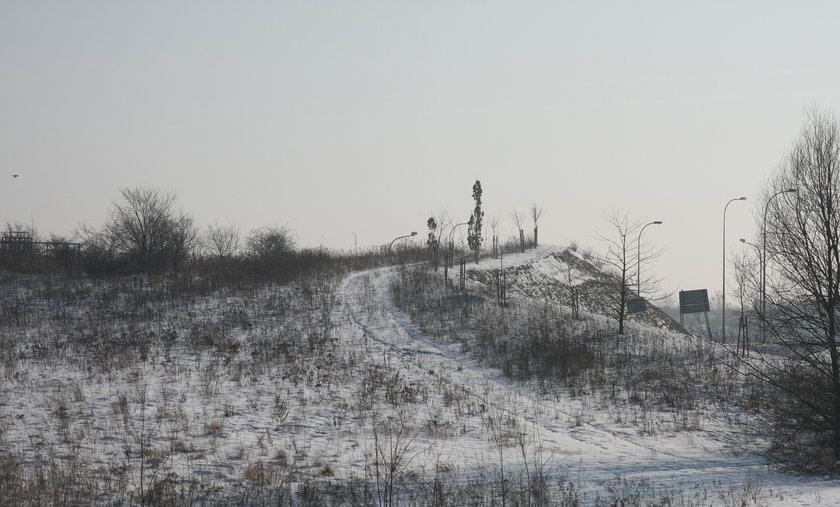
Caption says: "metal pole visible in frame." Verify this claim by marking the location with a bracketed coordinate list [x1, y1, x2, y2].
[637, 221, 662, 297]
[761, 188, 797, 341]
[722, 197, 747, 340]
[739, 237, 760, 352]
[388, 232, 417, 263]
[446, 222, 469, 289]
[448, 222, 469, 254]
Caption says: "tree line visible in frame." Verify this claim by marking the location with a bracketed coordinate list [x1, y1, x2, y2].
[1, 186, 431, 284]
[424, 179, 547, 271]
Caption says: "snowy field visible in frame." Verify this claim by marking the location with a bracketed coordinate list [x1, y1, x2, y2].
[0, 247, 839, 504]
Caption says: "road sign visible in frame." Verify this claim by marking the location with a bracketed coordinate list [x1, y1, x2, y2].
[679, 289, 710, 315]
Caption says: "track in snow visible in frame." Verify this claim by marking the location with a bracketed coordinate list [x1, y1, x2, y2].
[340, 267, 840, 504]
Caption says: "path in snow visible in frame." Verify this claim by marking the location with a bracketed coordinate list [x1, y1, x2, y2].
[340, 267, 840, 505]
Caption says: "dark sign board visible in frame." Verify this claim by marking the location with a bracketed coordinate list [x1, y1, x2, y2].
[679, 289, 710, 314]
[627, 298, 646, 314]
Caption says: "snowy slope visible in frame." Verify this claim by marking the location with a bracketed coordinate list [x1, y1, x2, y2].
[349, 265, 840, 504]
[1, 256, 839, 504]
[465, 245, 688, 335]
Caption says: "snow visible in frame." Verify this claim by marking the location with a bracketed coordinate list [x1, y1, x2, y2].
[351, 266, 840, 504]
[1, 249, 840, 503]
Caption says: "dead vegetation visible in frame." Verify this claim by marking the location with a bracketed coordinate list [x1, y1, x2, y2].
[0, 258, 777, 505]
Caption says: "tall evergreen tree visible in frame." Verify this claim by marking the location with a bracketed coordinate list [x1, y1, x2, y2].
[468, 180, 484, 264]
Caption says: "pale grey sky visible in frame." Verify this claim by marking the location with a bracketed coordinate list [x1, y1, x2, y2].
[2, 1, 840, 299]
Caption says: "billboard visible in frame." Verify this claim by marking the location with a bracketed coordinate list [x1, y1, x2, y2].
[679, 289, 710, 315]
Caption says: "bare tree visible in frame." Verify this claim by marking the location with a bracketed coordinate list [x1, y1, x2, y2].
[731, 247, 760, 356]
[596, 210, 662, 335]
[204, 223, 240, 260]
[246, 225, 295, 261]
[489, 213, 500, 258]
[510, 207, 525, 253]
[371, 409, 423, 507]
[169, 213, 198, 275]
[432, 210, 450, 267]
[105, 187, 181, 276]
[530, 203, 544, 248]
[76, 188, 197, 277]
[76, 223, 119, 274]
[751, 108, 840, 468]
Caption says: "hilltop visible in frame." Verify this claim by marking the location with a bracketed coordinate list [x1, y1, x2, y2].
[464, 245, 688, 335]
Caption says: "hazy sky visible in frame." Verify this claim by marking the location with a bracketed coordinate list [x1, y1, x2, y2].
[3, 2, 840, 299]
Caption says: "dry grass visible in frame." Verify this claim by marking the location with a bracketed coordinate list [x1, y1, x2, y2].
[204, 420, 224, 436]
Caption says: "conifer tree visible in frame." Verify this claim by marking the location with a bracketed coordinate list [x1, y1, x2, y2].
[467, 180, 484, 264]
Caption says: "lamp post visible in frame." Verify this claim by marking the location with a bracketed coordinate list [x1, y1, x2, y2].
[722, 197, 747, 339]
[388, 232, 417, 262]
[637, 220, 662, 297]
[739, 237, 760, 355]
[740, 236, 760, 305]
[761, 188, 798, 340]
[444, 222, 469, 288]
[448, 222, 470, 266]
[740, 238, 759, 250]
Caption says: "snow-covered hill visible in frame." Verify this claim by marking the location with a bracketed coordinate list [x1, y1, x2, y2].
[465, 245, 687, 335]
[1, 256, 839, 504]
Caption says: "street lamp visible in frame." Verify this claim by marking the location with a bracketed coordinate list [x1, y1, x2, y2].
[739, 237, 760, 355]
[388, 232, 417, 261]
[761, 188, 798, 339]
[740, 238, 759, 250]
[445, 222, 469, 287]
[447, 222, 470, 266]
[637, 220, 662, 297]
[722, 197, 747, 339]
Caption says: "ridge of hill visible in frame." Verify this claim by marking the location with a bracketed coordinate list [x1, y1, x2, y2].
[464, 245, 689, 335]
